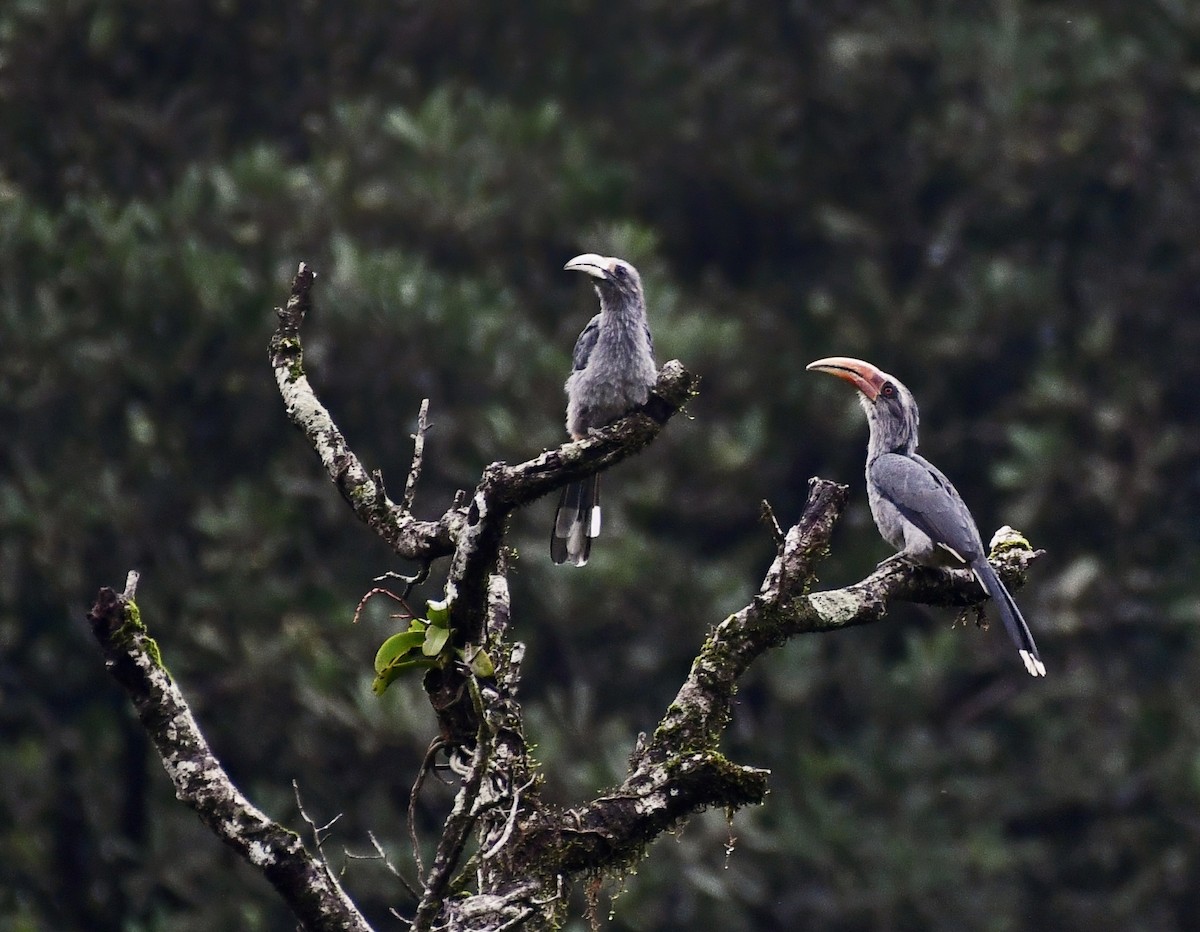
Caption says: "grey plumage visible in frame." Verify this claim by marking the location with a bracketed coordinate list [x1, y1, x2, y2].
[807, 356, 1046, 677]
[552, 254, 657, 566]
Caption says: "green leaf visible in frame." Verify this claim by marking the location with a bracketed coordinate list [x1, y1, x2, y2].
[426, 597, 451, 628]
[372, 656, 439, 695]
[373, 629, 426, 673]
[422, 625, 450, 657]
[465, 646, 495, 679]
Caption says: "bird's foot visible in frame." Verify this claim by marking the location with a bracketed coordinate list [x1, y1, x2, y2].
[875, 552, 918, 571]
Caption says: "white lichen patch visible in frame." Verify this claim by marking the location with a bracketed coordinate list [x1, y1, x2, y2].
[488, 574, 510, 603]
[274, 364, 309, 398]
[247, 840, 276, 867]
[165, 711, 191, 742]
[274, 373, 341, 474]
[989, 525, 1028, 551]
[135, 652, 170, 683]
[808, 590, 865, 626]
[161, 757, 204, 799]
[633, 793, 668, 816]
[171, 758, 201, 778]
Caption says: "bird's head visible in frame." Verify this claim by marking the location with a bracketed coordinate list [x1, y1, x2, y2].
[564, 254, 644, 307]
[806, 356, 920, 453]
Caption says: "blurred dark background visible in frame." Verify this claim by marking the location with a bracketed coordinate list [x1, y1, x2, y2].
[1, 1, 1198, 929]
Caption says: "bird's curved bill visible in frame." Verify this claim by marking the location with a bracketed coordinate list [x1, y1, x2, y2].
[805, 356, 887, 401]
[563, 253, 611, 280]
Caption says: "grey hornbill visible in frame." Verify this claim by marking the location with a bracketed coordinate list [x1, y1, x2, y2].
[807, 356, 1046, 677]
[552, 254, 657, 566]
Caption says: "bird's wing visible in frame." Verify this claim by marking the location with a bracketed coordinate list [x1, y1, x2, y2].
[870, 453, 983, 562]
[571, 314, 601, 371]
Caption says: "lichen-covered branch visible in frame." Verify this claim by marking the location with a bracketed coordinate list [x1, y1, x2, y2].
[477, 478, 1043, 899]
[86, 582, 372, 932]
[645, 477, 851, 763]
[269, 262, 699, 656]
[269, 262, 456, 562]
[490, 479, 849, 881]
[403, 397, 431, 514]
[801, 524, 1044, 633]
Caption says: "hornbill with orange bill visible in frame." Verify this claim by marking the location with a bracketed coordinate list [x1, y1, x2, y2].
[552, 254, 657, 566]
[807, 356, 1046, 676]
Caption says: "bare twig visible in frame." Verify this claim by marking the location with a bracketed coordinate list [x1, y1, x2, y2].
[403, 398, 431, 513]
[352, 587, 417, 626]
[759, 499, 785, 549]
[408, 737, 446, 880]
[292, 779, 344, 872]
[374, 563, 433, 601]
[347, 832, 400, 878]
[269, 263, 456, 562]
[344, 831, 419, 901]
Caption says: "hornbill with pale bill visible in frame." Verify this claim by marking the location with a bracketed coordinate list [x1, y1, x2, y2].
[552, 254, 657, 566]
[807, 356, 1046, 677]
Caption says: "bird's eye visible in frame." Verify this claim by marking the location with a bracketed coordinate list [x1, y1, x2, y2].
[881, 384, 895, 397]
[612, 264, 628, 279]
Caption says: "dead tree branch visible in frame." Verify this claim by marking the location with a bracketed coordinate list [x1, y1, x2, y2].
[89, 264, 1045, 931]
[85, 585, 372, 932]
[269, 262, 456, 562]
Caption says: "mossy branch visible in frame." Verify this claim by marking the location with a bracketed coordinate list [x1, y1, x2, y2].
[464, 477, 1042, 905]
[86, 581, 373, 932]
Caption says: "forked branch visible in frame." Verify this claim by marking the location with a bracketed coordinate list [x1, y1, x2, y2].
[87, 264, 1044, 932]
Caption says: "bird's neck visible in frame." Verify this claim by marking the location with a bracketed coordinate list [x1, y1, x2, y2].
[868, 437, 916, 461]
[861, 394, 919, 460]
[599, 294, 644, 327]
[598, 297, 649, 352]
[866, 424, 918, 460]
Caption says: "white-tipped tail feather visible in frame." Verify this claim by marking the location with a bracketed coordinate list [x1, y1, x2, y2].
[974, 558, 1046, 677]
[1020, 650, 1047, 677]
[551, 475, 601, 567]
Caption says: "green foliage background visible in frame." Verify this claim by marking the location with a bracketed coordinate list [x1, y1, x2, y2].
[1, 1, 1197, 929]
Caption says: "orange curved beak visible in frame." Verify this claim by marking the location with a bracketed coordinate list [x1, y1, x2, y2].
[805, 356, 888, 401]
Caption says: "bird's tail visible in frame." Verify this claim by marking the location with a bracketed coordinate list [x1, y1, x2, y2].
[551, 474, 601, 566]
[973, 559, 1046, 677]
